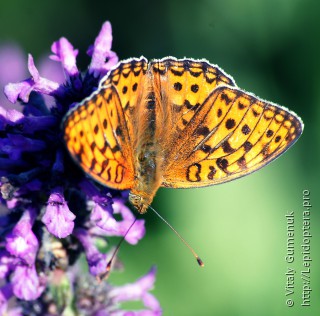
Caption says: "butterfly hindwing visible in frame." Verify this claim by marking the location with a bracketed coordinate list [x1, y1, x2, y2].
[162, 85, 303, 188]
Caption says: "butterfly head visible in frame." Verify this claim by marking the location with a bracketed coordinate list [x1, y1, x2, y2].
[129, 193, 149, 214]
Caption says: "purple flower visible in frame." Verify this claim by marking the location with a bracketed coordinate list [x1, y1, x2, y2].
[81, 180, 146, 245]
[109, 267, 161, 316]
[74, 228, 106, 276]
[0, 106, 23, 125]
[88, 21, 119, 78]
[91, 200, 146, 245]
[11, 265, 45, 300]
[51, 38, 79, 76]
[42, 188, 76, 238]
[4, 54, 61, 104]
[5, 207, 38, 265]
[51, 37, 82, 90]
[0, 20, 158, 315]
[72, 267, 161, 316]
[0, 250, 17, 278]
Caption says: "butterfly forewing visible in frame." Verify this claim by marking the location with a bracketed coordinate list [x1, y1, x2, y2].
[162, 86, 303, 188]
[63, 85, 135, 190]
[63, 58, 150, 190]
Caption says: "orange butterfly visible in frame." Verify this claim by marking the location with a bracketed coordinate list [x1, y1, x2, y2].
[62, 57, 303, 214]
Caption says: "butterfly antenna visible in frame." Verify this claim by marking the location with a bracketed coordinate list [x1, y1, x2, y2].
[96, 218, 138, 282]
[148, 205, 204, 267]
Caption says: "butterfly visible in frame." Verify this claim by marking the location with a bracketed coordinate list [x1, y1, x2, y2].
[62, 57, 303, 214]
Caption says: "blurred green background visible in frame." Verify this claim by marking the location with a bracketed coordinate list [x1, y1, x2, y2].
[0, 0, 319, 315]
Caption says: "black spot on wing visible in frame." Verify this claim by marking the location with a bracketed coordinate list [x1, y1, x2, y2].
[186, 163, 201, 182]
[252, 108, 259, 117]
[191, 84, 199, 93]
[174, 82, 182, 91]
[196, 126, 210, 137]
[220, 93, 232, 105]
[189, 70, 201, 77]
[275, 136, 281, 143]
[241, 124, 251, 135]
[266, 129, 274, 137]
[207, 166, 216, 180]
[111, 144, 121, 153]
[116, 126, 123, 137]
[222, 140, 234, 153]
[201, 144, 212, 153]
[90, 142, 96, 151]
[225, 118, 236, 129]
[132, 83, 138, 91]
[243, 141, 253, 152]
[238, 102, 246, 110]
[216, 158, 228, 171]
[171, 68, 184, 76]
[237, 156, 247, 169]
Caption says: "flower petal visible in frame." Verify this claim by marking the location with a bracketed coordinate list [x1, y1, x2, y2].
[5, 207, 38, 265]
[0, 106, 24, 125]
[88, 21, 118, 78]
[42, 188, 75, 238]
[109, 267, 161, 315]
[11, 265, 45, 300]
[90, 201, 146, 245]
[50, 38, 82, 89]
[74, 228, 106, 276]
[110, 266, 157, 302]
[4, 80, 33, 103]
[4, 55, 61, 104]
[113, 201, 146, 245]
[0, 250, 16, 278]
